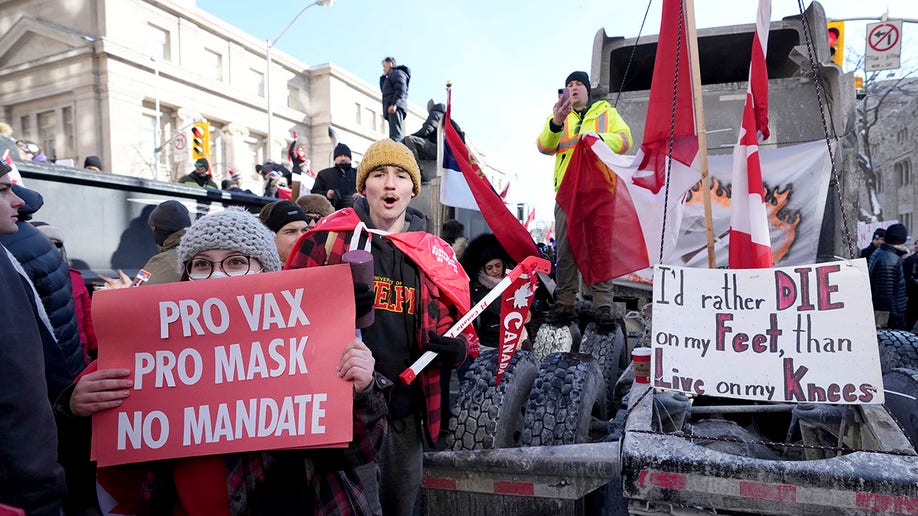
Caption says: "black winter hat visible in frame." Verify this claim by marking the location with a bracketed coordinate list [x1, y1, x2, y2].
[461, 233, 513, 277]
[565, 71, 591, 96]
[83, 155, 103, 171]
[886, 223, 908, 246]
[149, 200, 191, 232]
[334, 143, 352, 160]
[873, 228, 886, 239]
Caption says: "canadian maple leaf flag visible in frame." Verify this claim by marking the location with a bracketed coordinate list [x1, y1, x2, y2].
[557, 0, 701, 283]
[728, 0, 773, 268]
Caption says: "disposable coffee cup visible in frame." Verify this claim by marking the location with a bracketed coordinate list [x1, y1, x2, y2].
[632, 347, 651, 384]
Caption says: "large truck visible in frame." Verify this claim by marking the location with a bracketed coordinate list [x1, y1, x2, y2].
[420, 3, 918, 514]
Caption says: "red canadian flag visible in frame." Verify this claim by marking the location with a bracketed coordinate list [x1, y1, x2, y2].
[523, 208, 535, 230]
[728, 0, 773, 268]
[557, 0, 701, 283]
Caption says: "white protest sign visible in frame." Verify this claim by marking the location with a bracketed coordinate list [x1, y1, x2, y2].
[651, 260, 883, 404]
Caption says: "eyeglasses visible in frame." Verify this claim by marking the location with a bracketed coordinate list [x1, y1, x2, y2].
[185, 254, 259, 280]
[305, 215, 322, 224]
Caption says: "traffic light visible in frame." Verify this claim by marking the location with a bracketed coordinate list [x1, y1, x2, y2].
[191, 122, 210, 161]
[827, 21, 844, 67]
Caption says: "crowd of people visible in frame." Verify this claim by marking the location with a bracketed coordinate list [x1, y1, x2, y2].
[0, 66, 629, 516]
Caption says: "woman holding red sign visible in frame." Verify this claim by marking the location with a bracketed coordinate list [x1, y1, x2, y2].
[58, 208, 387, 515]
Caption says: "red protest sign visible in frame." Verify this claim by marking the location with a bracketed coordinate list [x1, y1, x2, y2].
[90, 266, 355, 467]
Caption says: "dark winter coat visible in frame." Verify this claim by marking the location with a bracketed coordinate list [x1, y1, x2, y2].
[311, 165, 358, 210]
[0, 186, 85, 398]
[868, 243, 908, 328]
[0, 246, 67, 515]
[380, 65, 410, 113]
[179, 171, 218, 189]
[411, 103, 465, 144]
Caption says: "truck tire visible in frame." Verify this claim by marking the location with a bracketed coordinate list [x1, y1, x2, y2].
[877, 330, 918, 373]
[520, 352, 604, 446]
[579, 322, 627, 419]
[531, 322, 580, 361]
[882, 368, 918, 448]
[446, 349, 540, 450]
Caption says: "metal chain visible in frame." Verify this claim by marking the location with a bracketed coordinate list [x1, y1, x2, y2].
[796, 0, 856, 258]
[658, 0, 684, 263]
[614, 0, 655, 109]
[629, 428, 916, 457]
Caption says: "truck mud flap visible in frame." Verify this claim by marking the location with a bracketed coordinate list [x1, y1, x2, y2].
[623, 383, 918, 515]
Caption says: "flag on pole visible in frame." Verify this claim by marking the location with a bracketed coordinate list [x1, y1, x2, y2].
[728, 0, 773, 269]
[442, 90, 540, 264]
[499, 182, 509, 200]
[556, 0, 701, 284]
[523, 208, 535, 230]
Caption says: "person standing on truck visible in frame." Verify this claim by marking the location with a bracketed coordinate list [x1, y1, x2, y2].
[286, 138, 470, 516]
[536, 70, 632, 328]
[179, 158, 218, 189]
[403, 100, 465, 166]
[868, 223, 909, 330]
[380, 57, 410, 142]
[312, 143, 359, 210]
[0, 162, 67, 516]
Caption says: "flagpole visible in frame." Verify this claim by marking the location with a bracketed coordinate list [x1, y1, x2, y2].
[684, 0, 717, 269]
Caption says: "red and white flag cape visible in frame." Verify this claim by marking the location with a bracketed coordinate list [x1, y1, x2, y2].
[728, 0, 773, 268]
[557, 0, 701, 283]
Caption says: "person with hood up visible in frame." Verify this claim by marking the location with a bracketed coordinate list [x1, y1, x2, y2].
[868, 222, 910, 330]
[0, 162, 67, 516]
[0, 184, 85, 397]
[461, 233, 515, 349]
[295, 193, 335, 229]
[179, 158, 218, 189]
[312, 143, 359, 210]
[287, 138, 471, 515]
[60, 208, 386, 515]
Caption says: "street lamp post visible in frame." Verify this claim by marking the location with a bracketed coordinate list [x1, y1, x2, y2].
[266, 0, 334, 162]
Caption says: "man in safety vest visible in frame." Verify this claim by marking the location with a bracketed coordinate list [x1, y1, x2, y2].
[537, 70, 632, 327]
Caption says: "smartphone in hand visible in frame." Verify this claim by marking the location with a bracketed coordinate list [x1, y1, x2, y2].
[558, 88, 570, 104]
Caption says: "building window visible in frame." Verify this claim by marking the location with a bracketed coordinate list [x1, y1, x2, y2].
[900, 213, 912, 236]
[204, 49, 223, 82]
[355, 103, 361, 124]
[37, 110, 57, 158]
[876, 171, 883, 193]
[149, 24, 171, 61]
[250, 68, 265, 98]
[896, 160, 911, 187]
[365, 108, 375, 131]
[287, 85, 304, 111]
[19, 115, 30, 138]
[898, 128, 909, 144]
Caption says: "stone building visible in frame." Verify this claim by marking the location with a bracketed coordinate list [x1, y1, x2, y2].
[0, 0, 426, 193]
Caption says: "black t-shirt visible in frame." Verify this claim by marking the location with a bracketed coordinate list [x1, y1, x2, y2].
[361, 235, 422, 420]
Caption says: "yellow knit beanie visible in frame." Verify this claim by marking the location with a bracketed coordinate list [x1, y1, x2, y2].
[357, 139, 421, 195]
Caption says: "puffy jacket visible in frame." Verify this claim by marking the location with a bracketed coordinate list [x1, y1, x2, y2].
[379, 65, 410, 113]
[179, 172, 218, 189]
[0, 246, 67, 515]
[0, 186, 85, 397]
[536, 99, 632, 192]
[868, 243, 907, 322]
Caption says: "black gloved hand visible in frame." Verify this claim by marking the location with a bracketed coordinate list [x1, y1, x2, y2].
[354, 283, 375, 321]
[424, 330, 466, 367]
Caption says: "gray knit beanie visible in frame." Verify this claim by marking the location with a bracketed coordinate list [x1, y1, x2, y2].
[176, 208, 282, 273]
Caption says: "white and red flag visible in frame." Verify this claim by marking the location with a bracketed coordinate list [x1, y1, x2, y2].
[728, 0, 773, 268]
[523, 208, 535, 230]
[557, 0, 701, 283]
